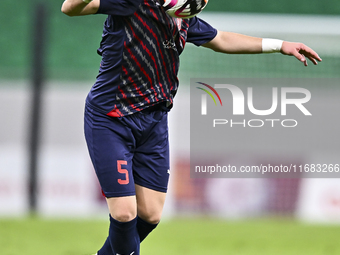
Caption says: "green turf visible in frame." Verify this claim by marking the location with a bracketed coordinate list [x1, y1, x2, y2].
[1, 217, 340, 255]
[0, 217, 108, 255]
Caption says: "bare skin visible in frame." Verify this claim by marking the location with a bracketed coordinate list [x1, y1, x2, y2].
[203, 31, 322, 66]
[106, 185, 166, 223]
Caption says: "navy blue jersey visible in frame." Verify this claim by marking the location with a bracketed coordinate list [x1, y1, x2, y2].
[86, 0, 217, 117]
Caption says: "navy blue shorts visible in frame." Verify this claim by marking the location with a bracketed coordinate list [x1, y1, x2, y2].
[84, 105, 170, 198]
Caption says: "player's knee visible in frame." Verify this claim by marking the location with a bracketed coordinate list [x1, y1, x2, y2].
[111, 210, 137, 222]
[138, 209, 162, 224]
[146, 215, 161, 225]
[106, 196, 137, 222]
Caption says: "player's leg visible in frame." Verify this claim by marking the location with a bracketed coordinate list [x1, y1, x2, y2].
[84, 106, 140, 255]
[135, 184, 167, 241]
[132, 109, 170, 242]
[105, 196, 140, 255]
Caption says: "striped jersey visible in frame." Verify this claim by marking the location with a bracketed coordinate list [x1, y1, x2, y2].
[86, 0, 217, 117]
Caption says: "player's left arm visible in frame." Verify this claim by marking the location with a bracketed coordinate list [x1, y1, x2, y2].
[202, 30, 322, 66]
[61, 0, 99, 16]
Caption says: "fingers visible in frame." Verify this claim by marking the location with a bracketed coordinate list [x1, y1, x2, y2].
[305, 47, 322, 62]
[282, 42, 322, 66]
[306, 55, 319, 65]
[299, 46, 322, 66]
[291, 50, 307, 65]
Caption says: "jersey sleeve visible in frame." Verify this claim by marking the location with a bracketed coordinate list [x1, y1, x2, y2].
[97, 0, 144, 16]
[186, 17, 217, 46]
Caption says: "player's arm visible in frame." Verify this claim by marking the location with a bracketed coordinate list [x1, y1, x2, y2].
[61, 0, 99, 16]
[202, 30, 322, 66]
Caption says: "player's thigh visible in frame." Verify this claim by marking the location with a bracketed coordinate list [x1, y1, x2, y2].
[133, 111, 170, 193]
[135, 184, 167, 224]
[84, 107, 136, 198]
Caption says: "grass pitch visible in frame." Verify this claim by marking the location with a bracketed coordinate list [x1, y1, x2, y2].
[0, 217, 339, 255]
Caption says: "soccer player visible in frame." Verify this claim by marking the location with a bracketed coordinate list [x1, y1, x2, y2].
[61, 0, 321, 254]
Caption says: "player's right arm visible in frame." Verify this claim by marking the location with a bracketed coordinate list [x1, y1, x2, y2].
[203, 31, 322, 66]
[61, 0, 99, 16]
[62, 0, 145, 16]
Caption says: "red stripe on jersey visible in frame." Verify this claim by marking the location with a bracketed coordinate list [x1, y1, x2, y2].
[122, 65, 151, 105]
[126, 17, 163, 100]
[118, 85, 128, 99]
[118, 83, 139, 111]
[135, 12, 170, 97]
[153, 16, 181, 92]
[135, 11, 172, 95]
[123, 42, 156, 104]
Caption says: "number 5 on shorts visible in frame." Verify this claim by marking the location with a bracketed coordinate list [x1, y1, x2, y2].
[117, 160, 129, 185]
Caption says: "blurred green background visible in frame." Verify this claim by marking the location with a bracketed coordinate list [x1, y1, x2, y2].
[1, 0, 340, 81]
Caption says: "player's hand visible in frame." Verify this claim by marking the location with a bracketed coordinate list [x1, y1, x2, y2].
[281, 41, 322, 66]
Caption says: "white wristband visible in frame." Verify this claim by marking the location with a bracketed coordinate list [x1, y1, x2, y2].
[262, 38, 284, 53]
[82, 0, 93, 3]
